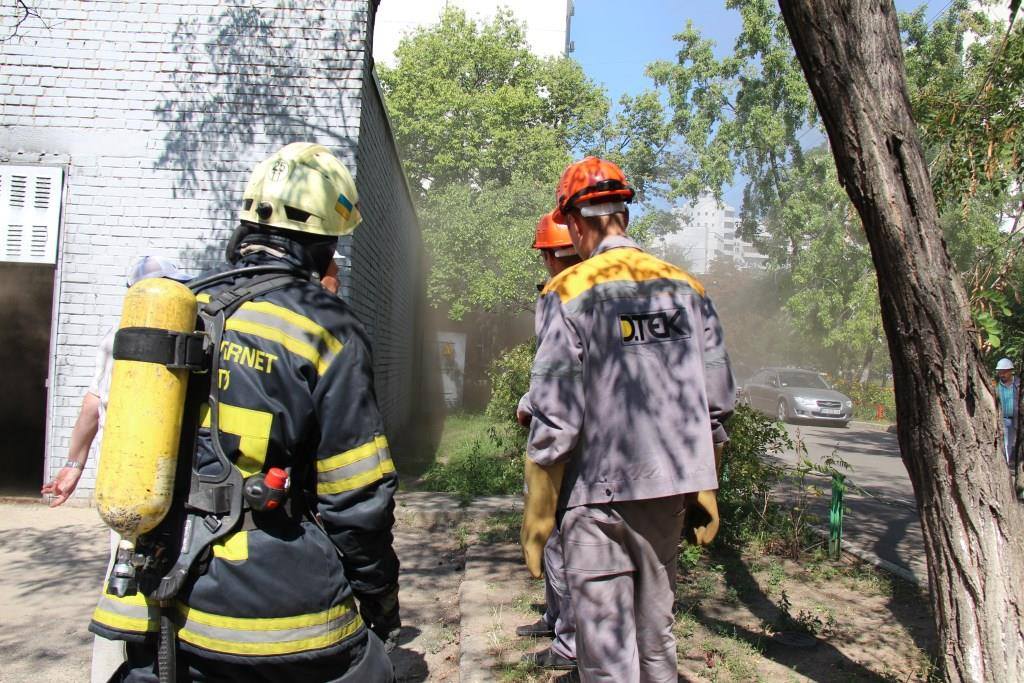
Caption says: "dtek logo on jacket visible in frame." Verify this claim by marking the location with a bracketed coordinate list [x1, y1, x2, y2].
[619, 309, 691, 345]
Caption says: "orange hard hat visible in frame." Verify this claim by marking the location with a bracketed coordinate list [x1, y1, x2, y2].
[553, 156, 635, 223]
[533, 211, 573, 250]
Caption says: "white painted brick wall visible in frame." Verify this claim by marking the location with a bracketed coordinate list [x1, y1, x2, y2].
[1, 0, 424, 502]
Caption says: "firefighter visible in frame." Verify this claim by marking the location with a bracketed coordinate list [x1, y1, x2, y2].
[91, 143, 400, 682]
[515, 212, 580, 672]
[524, 157, 735, 682]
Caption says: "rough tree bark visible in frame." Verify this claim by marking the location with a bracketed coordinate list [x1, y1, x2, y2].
[777, 1, 1024, 681]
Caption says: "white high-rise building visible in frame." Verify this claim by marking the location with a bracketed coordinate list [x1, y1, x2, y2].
[373, 0, 574, 64]
[653, 195, 767, 274]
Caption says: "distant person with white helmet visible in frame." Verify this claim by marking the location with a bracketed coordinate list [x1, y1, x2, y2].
[995, 357, 1019, 467]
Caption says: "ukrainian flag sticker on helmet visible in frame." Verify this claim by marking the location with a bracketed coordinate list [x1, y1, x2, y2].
[335, 192, 354, 219]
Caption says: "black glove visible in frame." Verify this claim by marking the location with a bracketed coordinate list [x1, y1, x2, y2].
[359, 586, 401, 653]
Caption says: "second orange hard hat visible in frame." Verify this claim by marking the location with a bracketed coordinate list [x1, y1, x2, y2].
[532, 211, 573, 250]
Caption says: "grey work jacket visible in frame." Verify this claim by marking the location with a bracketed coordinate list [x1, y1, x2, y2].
[526, 235, 735, 508]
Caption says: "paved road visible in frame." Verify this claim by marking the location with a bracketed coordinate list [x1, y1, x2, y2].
[774, 422, 928, 585]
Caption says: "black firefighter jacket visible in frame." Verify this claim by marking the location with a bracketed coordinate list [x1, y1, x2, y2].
[90, 248, 400, 666]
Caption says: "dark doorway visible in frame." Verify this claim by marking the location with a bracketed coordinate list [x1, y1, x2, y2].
[0, 263, 54, 496]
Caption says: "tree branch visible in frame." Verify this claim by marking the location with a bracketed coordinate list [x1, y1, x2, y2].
[3, 0, 48, 41]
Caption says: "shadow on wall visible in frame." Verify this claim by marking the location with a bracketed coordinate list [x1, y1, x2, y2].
[155, 1, 366, 267]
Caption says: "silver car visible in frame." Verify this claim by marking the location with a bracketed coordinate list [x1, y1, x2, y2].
[741, 367, 853, 426]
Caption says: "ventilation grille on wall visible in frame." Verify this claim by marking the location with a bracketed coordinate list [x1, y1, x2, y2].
[0, 166, 63, 264]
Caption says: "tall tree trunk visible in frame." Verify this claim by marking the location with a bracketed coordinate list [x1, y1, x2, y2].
[777, 2, 1024, 681]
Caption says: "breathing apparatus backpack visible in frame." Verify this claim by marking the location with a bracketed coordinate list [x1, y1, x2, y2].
[93, 263, 308, 678]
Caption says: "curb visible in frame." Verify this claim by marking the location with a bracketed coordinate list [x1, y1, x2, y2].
[392, 492, 522, 530]
[809, 527, 923, 587]
[848, 420, 898, 434]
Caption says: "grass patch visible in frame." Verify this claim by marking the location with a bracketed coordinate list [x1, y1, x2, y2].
[436, 413, 500, 461]
[479, 511, 523, 545]
[496, 661, 544, 683]
[422, 414, 525, 503]
[699, 632, 763, 682]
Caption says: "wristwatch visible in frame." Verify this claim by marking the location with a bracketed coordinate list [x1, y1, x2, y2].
[63, 460, 84, 470]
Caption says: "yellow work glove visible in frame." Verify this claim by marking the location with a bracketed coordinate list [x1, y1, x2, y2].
[684, 442, 726, 546]
[520, 457, 565, 579]
[683, 489, 720, 546]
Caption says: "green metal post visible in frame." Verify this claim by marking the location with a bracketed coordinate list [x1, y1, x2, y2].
[829, 473, 846, 560]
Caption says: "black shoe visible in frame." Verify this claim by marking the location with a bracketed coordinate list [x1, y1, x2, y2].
[522, 648, 577, 670]
[515, 618, 554, 638]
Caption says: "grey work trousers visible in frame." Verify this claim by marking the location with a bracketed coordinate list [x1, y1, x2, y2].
[543, 526, 576, 660]
[561, 495, 687, 683]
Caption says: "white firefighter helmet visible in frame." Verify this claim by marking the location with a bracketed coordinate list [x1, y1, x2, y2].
[240, 142, 361, 236]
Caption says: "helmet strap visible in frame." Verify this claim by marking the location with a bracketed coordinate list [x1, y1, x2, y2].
[226, 223, 257, 264]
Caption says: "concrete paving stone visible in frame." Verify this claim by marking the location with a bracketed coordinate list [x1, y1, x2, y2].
[458, 542, 538, 683]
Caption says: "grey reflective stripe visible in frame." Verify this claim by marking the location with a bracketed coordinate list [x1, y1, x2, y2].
[96, 594, 159, 621]
[317, 446, 391, 485]
[231, 307, 341, 368]
[562, 277, 699, 316]
[177, 607, 361, 646]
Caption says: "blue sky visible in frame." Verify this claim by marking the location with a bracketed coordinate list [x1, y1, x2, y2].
[571, 0, 946, 208]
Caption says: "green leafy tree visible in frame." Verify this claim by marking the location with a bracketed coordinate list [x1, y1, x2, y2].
[418, 175, 551, 320]
[584, 91, 675, 202]
[379, 8, 606, 197]
[380, 7, 673, 320]
[646, 0, 817, 257]
[651, 0, 1021, 364]
[775, 149, 886, 379]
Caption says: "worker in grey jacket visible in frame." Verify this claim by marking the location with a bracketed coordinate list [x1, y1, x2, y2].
[526, 157, 735, 683]
[515, 211, 582, 672]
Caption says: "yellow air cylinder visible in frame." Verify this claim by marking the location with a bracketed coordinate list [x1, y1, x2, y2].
[95, 278, 197, 539]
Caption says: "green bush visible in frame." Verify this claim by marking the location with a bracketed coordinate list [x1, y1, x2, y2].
[421, 423, 524, 503]
[831, 379, 896, 422]
[485, 342, 535, 424]
[716, 406, 792, 545]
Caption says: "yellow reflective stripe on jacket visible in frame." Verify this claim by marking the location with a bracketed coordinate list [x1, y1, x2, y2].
[196, 294, 343, 375]
[92, 583, 160, 634]
[542, 247, 706, 303]
[240, 300, 343, 358]
[317, 435, 395, 495]
[198, 403, 272, 477]
[212, 530, 249, 563]
[175, 600, 363, 656]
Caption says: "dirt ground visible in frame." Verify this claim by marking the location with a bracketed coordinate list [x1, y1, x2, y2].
[0, 499, 465, 683]
[479, 533, 936, 683]
[0, 498, 936, 682]
[389, 519, 464, 682]
[672, 546, 937, 682]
